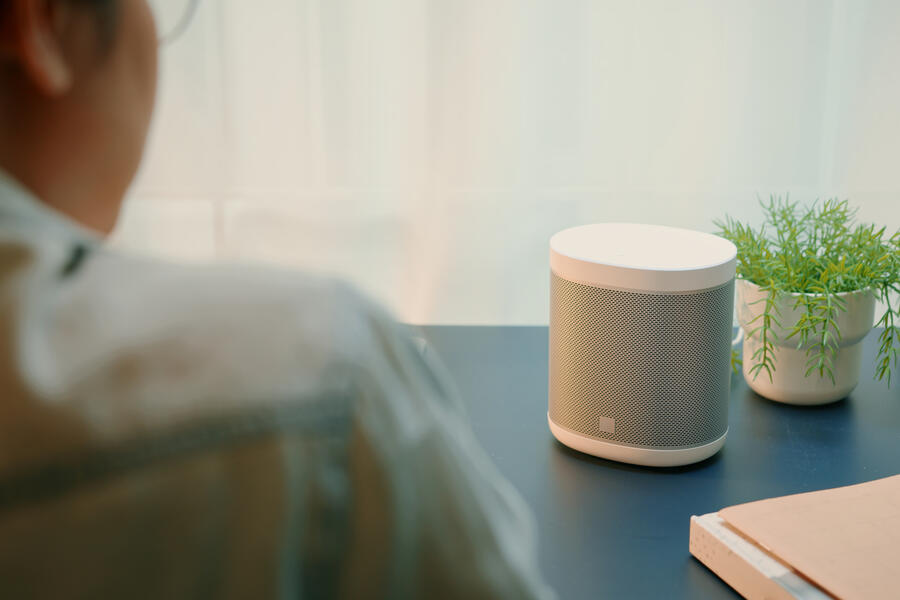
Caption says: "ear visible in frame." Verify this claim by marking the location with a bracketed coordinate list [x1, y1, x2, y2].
[0, 0, 72, 95]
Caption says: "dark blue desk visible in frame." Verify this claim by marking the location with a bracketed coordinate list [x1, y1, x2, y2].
[419, 326, 900, 600]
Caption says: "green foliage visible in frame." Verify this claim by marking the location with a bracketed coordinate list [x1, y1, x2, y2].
[730, 346, 742, 375]
[746, 286, 782, 382]
[715, 196, 900, 386]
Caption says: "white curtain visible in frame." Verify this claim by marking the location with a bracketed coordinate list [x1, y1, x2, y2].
[116, 0, 900, 324]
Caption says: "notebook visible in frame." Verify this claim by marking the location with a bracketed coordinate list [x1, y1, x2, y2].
[689, 474, 900, 600]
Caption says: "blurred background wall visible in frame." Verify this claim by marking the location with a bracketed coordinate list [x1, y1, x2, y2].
[115, 0, 900, 324]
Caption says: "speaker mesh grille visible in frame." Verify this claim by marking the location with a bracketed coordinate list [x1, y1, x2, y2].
[549, 274, 733, 448]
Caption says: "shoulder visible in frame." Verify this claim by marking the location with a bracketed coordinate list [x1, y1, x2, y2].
[3, 225, 433, 478]
[19, 239, 398, 422]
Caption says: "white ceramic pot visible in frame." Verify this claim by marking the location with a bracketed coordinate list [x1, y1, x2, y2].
[735, 279, 876, 405]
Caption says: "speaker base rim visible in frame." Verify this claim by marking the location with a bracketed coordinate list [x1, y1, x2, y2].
[548, 415, 726, 467]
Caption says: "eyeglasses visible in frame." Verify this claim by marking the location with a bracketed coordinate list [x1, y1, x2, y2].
[148, 0, 200, 46]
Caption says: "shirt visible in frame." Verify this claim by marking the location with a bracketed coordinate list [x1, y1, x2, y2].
[0, 171, 555, 600]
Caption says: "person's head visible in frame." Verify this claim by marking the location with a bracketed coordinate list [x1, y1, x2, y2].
[0, 0, 158, 234]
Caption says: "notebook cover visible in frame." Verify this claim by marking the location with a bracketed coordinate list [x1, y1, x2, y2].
[719, 474, 900, 600]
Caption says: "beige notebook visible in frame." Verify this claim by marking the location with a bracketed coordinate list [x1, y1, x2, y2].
[691, 474, 900, 600]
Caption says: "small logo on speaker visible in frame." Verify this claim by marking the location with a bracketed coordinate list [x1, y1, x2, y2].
[598, 416, 615, 434]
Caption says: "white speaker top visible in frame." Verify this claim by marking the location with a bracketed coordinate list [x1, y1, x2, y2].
[550, 223, 737, 293]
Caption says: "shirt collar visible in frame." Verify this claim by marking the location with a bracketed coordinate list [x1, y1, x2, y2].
[0, 169, 99, 243]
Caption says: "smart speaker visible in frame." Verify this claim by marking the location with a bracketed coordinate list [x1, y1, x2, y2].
[548, 223, 737, 467]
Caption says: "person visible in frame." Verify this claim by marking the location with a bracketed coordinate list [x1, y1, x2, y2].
[0, 1, 555, 597]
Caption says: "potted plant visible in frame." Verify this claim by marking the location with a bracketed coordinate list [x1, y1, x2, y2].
[715, 196, 899, 405]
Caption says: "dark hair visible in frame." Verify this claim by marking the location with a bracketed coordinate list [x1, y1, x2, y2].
[0, 0, 118, 49]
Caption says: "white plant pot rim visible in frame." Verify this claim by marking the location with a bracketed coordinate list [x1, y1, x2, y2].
[737, 278, 875, 300]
